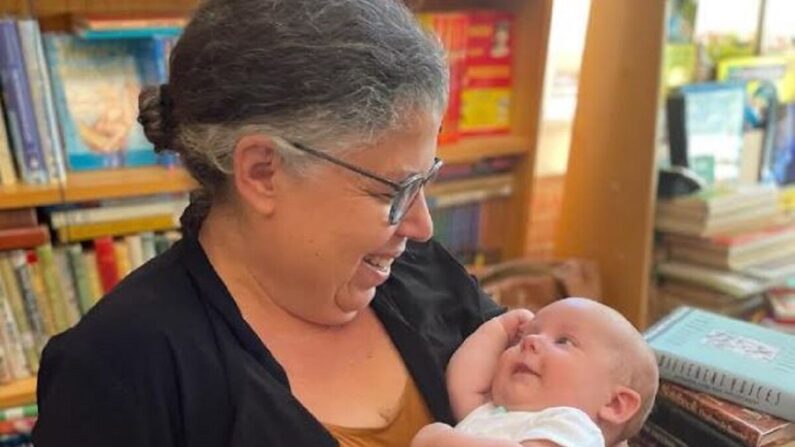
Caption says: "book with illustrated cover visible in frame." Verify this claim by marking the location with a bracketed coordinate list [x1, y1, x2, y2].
[659, 380, 795, 447]
[645, 306, 795, 421]
[43, 34, 164, 171]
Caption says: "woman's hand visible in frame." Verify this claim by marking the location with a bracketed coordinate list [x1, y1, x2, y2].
[496, 308, 534, 345]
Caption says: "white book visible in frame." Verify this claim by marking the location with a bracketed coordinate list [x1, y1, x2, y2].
[50, 196, 189, 228]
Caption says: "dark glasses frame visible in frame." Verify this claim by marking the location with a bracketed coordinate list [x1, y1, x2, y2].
[288, 141, 443, 225]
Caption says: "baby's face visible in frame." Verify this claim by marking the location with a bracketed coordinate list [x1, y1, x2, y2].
[490, 299, 622, 418]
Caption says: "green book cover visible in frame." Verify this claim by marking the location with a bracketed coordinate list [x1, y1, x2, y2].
[645, 307, 795, 421]
[65, 244, 94, 315]
[36, 244, 70, 333]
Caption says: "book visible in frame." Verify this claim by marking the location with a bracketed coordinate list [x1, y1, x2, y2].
[656, 261, 769, 298]
[717, 56, 795, 104]
[0, 256, 38, 373]
[426, 173, 513, 208]
[43, 34, 165, 171]
[34, 244, 69, 333]
[0, 100, 17, 185]
[55, 213, 180, 242]
[93, 236, 119, 293]
[52, 248, 82, 327]
[17, 19, 66, 183]
[0, 19, 48, 184]
[0, 209, 36, 230]
[113, 240, 131, 279]
[667, 82, 746, 185]
[0, 226, 49, 250]
[459, 11, 512, 136]
[648, 397, 747, 447]
[0, 287, 29, 381]
[659, 380, 795, 447]
[48, 195, 188, 228]
[65, 244, 93, 314]
[645, 306, 795, 421]
[24, 251, 57, 337]
[656, 280, 765, 318]
[767, 288, 795, 323]
[71, 12, 186, 39]
[9, 251, 49, 351]
[662, 222, 795, 270]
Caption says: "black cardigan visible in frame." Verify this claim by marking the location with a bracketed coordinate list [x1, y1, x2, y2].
[33, 236, 503, 446]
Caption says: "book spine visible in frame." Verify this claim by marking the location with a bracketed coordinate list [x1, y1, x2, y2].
[140, 231, 156, 263]
[0, 225, 50, 251]
[113, 240, 131, 279]
[0, 208, 36, 230]
[0, 101, 18, 185]
[65, 244, 93, 314]
[52, 248, 82, 327]
[0, 256, 38, 373]
[16, 20, 61, 184]
[9, 251, 48, 351]
[24, 251, 57, 337]
[0, 404, 37, 422]
[0, 292, 29, 380]
[649, 398, 747, 447]
[125, 234, 143, 270]
[49, 198, 185, 228]
[658, 383, 763, 447]
[656, 350, 795, 421]
[57, 214, 179, 243]
[93, 237, 118, 293]
[35, 244, 70, 333]
[0, 19, 48, 184]
[83, 251, 103, 303]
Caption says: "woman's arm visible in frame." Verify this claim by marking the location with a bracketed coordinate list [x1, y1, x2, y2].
[446, 309, 533, 420]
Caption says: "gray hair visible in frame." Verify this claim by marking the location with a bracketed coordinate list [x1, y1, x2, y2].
[138, 0, 449, 231]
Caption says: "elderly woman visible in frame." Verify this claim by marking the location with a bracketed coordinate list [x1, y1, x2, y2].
[33, 0, 505, 445]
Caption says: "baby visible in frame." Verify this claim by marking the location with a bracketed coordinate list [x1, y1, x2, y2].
[412, 297, 659, 447]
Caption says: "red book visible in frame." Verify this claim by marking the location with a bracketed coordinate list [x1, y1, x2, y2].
[0, 225, 49, 250]
[93, 236, 119, 293]
[659, 381, 795, 447]
[430, 12, 468, 145]
[0, 208, 37, 230]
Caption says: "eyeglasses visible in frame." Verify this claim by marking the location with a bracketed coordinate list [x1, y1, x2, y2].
[288, 141, 443, 225]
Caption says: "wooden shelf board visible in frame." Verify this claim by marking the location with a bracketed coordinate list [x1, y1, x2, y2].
[0, 377, 36, 409]
[62, 166, 197, 203]
[438, 135, 530, 164]
[0, 184, 61, 210]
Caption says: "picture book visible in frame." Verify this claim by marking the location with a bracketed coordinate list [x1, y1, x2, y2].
[667, 83, 746, 186]
[659, 380, 795, 447]
[459, 11, 512, 136]
[717, 56, 795, 104]
[645, 306, 795, 421]
[43, 34, 165, 171]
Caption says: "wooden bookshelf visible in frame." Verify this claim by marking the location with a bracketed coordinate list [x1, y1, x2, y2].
[438, 135, 529, 165]
[0, 378, 36, 409]
[0, 166, 197, 210]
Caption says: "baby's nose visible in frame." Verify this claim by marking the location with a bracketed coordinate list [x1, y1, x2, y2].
[520, 334, 542, 353]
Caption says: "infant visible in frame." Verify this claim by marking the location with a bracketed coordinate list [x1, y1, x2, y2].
[412, 297, 659, 447]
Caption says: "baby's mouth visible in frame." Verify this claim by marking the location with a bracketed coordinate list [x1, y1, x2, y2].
[513, 363, 538, 377]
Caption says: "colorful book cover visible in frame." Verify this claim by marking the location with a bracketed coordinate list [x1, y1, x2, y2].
[645, 306, 795, 421]
[718, 56, 795, 104]
[43, 34, 164, 171]
[659, 380, 795, 447]
[93, 236, 119, 293]
[459, 11, 512, 136]
[0, 19, 49, 184]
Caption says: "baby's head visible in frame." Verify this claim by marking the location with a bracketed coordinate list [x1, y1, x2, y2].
[491, 297, 658, 444]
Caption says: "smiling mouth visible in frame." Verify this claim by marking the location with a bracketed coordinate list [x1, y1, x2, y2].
[363, 256, 394, 273]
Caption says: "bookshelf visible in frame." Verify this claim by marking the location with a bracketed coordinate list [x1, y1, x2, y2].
[0, 0, 553, 408]
[555, 0, 665, 328]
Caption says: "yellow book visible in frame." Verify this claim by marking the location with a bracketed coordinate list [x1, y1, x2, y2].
[113, 241, 131, 280]
[35, 244, 70, 333]
[57, 214, 179, 243]
[82, 252, 103, 305]
[27, 258, 57, 337]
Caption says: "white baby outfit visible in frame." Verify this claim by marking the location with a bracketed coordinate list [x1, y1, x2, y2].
[455, 403, 605, 447]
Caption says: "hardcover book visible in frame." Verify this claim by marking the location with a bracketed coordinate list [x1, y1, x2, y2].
[659, 380, 795, 447]
[43, 34, 165, 171]
[645, 306, 795, 421]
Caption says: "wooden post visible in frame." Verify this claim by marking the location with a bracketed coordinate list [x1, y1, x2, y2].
[555, 0, 666, 328]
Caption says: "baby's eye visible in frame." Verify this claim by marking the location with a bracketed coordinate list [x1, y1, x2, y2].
[555, 336, 575, 346]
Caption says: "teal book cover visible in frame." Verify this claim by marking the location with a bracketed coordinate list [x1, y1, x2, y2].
[645, 307, 795, 421]
[43, 34, 167, 171]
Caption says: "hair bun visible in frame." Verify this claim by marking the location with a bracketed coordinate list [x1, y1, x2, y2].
[138, 84, 176, 153]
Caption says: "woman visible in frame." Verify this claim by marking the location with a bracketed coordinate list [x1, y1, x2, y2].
[33, 0, 504, 445]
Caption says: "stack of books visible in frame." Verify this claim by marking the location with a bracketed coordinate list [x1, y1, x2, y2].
[0, 404, 35, 446]
[632, 307, 795, 447]
[652, 184, 795, 331]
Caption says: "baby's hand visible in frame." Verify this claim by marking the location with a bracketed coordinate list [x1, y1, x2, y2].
[497, 308, 534, 345]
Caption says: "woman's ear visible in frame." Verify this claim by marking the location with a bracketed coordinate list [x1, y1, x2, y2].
[597, 385, 641, 426]
[232, 134, 282, 216]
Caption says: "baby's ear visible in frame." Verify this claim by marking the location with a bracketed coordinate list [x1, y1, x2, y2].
[597, 385, 641, 426]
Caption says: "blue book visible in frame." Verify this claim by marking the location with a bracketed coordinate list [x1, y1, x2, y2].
[0, 19, 49, 184]
[645, 306, 795, 421]
[43, 34, 165, 171]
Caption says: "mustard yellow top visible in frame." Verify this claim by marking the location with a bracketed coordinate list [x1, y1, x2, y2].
[323, 375, 434, 447]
